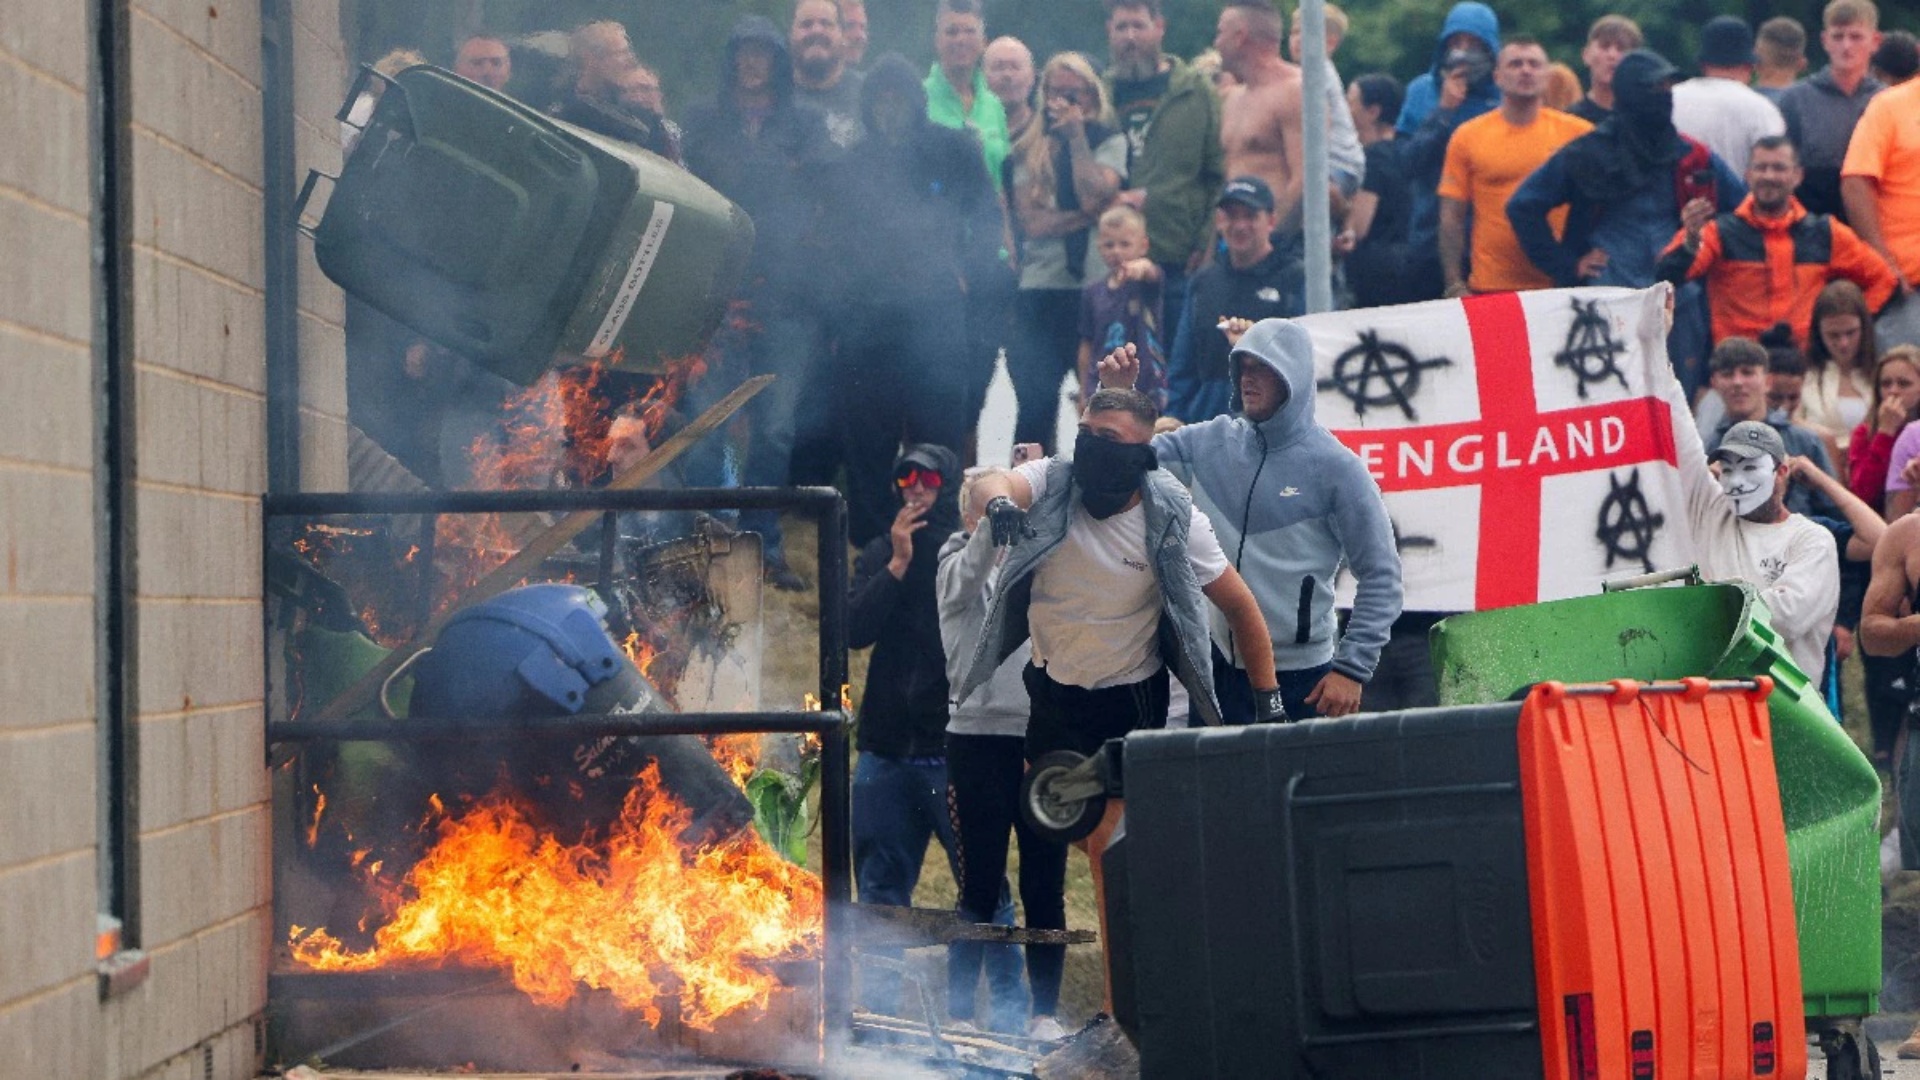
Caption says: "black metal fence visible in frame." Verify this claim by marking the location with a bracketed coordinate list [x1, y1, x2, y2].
[262, 485, 852, 1067]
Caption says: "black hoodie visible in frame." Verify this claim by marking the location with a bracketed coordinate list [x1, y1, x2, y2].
[1559, 50, 1687, 202]
[681, 16, 837, 305]
[825, 53, 1005, 303]
[848, 443, 963, 758]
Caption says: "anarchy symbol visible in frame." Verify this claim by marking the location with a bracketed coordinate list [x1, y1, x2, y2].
[1556, 298, 1629, 399]
[1318, 329, 1452, 420]
[1596, 469, 1665, 573]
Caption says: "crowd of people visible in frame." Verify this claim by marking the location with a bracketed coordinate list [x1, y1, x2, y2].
[343, 0, 1920, 1044]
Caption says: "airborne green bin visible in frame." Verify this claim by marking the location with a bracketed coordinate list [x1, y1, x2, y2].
[310, 65, 754, 383]
[1431, 581, 1881, 1021]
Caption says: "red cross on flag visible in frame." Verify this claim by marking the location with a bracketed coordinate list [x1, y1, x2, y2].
[1304, 287, 1694, 612]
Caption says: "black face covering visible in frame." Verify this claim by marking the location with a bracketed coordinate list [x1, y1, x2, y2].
[1072, 430, 1157, 520]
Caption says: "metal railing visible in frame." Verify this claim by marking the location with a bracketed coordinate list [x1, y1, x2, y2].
[262, 485, 852, 1067]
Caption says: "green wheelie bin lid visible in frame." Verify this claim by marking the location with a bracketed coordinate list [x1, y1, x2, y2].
[1430, 580, 1882, 1021]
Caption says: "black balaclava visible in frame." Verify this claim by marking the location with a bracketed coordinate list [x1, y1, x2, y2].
[1072, 429, 1157, 520]
[1563, 50, 1683, 202]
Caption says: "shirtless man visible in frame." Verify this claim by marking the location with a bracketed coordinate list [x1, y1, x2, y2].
[1215, 1, 1306, 231]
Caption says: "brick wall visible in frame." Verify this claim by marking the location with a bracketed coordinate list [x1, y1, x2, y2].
[0, 1, 346, 1075]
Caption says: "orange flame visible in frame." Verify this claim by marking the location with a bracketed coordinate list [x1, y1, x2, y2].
[707, 734, 762, 790]
[306, 785, 327, 848]
[289, 765, 822, 1030]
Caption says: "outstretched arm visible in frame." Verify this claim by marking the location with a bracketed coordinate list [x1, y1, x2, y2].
[1202, 566, 1277, 692]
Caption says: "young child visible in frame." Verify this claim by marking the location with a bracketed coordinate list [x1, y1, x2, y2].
[1077, 205, 1168, 410]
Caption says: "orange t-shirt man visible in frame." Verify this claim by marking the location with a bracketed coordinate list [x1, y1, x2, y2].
[1842, 77, 1920, 285]
[1439, 108, 1593, 292]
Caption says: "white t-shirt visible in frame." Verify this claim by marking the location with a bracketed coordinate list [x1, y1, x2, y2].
[1016, 459, 1229, 689]
[1663, 381, 1840, 685]
[1671, 76, 1785, 175]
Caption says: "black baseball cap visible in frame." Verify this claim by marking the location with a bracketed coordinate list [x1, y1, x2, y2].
[1218, 175, 1276, 213]
[1699, 15, 1756, 69]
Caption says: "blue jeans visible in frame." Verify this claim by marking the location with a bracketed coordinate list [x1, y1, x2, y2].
[737, 311, 822, 562]
[1212, 644, 1333, 723]
[853, 753, 1020, 1020]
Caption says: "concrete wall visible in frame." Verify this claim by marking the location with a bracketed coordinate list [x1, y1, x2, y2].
[0, 1, 345, 1075]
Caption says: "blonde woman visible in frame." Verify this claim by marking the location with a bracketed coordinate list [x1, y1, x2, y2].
[1005, 52, 1129, 451]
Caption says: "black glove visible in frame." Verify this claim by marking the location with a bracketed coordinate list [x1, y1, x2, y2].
[985, 496, 1032, 547]
[1254, 687, 1290, 724]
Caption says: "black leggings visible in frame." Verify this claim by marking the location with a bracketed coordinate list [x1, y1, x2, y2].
[946, 731, 1068, 1017]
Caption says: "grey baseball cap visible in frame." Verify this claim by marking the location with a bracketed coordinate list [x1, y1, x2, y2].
[1711, 420, 1787, 465]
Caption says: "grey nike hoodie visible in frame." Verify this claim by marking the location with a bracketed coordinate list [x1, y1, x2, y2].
[1153, 319, 1403, 681]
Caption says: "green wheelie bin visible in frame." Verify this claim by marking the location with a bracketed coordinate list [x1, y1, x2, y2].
[304, 64, 754, 383]
[1430, 576, 1881, 1036]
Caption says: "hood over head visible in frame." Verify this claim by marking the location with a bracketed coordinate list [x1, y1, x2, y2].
[1229, 318, 1318, 443]
[859, 53, 930, 136]
[722, 15, 794, 105]
[894, 442, 960, 489]
[1562, 49, 1682, 200]
[891, 442, 961, 578]
[1429, 2, 1500, 73]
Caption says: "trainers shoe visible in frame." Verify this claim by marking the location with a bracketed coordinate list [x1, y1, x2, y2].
[1027, 1015, 1067, 1042]
[764, 557, 806, 592]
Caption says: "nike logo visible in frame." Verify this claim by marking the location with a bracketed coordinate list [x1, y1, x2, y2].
[1257, 287, 1282, 303]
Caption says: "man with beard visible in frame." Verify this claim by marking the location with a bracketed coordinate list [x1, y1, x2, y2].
[958, 388, 1279, 996]
[1105, 0, 1222, 355]
[1659, 135, 1897, 346]
[681, 16, 837, 588]
[792, 0, 864, 150]
[1509, 50, 1745, 394]
[822, 55, 1005, 544]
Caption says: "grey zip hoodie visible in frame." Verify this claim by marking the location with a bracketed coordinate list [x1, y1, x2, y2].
[936, 527, 1030, 737]
[1153, 319, 1402, 681]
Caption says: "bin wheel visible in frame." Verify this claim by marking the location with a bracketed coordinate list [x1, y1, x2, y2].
[1821, 1023, 1881, 1080]
[1023, 751, 1106, 844]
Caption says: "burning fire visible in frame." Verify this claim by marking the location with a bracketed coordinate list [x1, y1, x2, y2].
[289, 764, 822, 1030]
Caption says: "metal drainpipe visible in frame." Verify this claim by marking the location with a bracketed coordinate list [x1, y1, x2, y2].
[1300, 0, 1333, 313]
[91, 0, 142, 957]
[263, 0, 301, 491]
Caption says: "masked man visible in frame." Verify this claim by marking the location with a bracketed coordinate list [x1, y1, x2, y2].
[957, 387, 1279, 1010]
[1660, 343, 1842, 683]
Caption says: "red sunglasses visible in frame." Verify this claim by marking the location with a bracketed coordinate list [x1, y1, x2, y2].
[894, 467, 945, 490]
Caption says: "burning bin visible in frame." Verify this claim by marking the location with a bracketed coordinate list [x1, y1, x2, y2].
[302, 65, 754, 382]
[1431, 581, 1882, 1022]
[1102, 681, 1806, 1080]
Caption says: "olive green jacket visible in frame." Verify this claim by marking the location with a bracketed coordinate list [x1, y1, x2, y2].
[1106, 56, 1224, 266]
